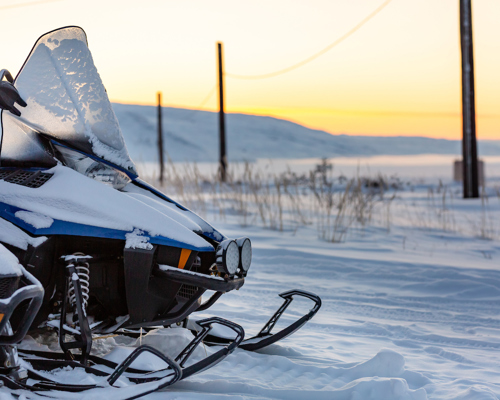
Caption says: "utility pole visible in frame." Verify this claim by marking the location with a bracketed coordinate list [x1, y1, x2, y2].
[460, 0, 479, 198]
[217, 42, 227, 182]
[157, 92, 164, 184]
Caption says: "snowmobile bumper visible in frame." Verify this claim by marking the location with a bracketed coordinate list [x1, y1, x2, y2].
[0, 267, 43, 390]
[154, 265, 245, 293]
[0, 269, 43, 346]
[122, 246, 245, 329]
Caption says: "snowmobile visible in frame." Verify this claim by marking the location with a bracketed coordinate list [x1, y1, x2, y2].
[0, 26, 321, 397]
[0, 244, 43, 386]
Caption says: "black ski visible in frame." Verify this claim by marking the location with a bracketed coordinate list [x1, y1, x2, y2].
[198, 289, 321, 351]
[17, 317, 244, 399]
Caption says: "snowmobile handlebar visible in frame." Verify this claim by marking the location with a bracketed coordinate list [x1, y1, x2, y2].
[0, 269, 44, 345]
[0, 69, 27, 117]
[0, 69, 14, 83]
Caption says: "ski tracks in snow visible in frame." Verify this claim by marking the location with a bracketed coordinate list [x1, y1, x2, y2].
[200, 223, 500, 399]
[151, 349, 427, 400]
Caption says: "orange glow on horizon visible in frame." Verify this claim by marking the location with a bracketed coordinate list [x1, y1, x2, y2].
[224, 106, 500, 140]
[111, 98, 500, 140]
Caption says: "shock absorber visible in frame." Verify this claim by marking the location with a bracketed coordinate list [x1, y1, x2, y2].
[67, 254, 90, 317]
[60, 253, 93, 365]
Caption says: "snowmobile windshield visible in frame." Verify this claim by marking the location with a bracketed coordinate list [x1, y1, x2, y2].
[0, 26, 137, 175]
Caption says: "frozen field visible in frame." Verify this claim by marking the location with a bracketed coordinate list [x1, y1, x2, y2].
[182, 217, 500, 400]
[165, 155, 500, 399]
[3, 155, 500, 400]
[136, 154, 500, 183]
[131, 156, 500, 399]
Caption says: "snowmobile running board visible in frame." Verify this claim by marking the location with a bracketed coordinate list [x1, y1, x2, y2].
[198, 289, 322, 351]
[10, 317, 244, 399]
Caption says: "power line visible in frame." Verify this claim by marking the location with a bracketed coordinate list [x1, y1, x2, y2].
[226, 0, 393, 80]
[0, 0, 62, 10]
[177, 1, 393, 114]
[301, 109, 500, 119]
[197, 85, 217, 109]
[179, 85, 217, 122]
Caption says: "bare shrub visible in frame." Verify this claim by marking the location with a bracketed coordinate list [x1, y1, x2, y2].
[139, 159, 498, 244]
[140, 159, 394, 243]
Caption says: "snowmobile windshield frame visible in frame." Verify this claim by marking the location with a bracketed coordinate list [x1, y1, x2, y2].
[51, 139, 135, 187]
[0, 26, 137, 175]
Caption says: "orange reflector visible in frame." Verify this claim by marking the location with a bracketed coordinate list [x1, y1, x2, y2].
[0, 314, 4, 323]
[178, 249, 191, 270]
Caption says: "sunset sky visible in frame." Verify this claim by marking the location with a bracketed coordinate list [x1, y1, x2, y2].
[2, 0, 500, 140]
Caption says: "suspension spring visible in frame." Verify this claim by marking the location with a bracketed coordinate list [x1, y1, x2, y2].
[67, 259, 90, 315]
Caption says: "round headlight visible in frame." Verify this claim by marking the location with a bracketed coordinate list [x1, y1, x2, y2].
[236, 237, 252, 273]
[215, 239, 240, 276]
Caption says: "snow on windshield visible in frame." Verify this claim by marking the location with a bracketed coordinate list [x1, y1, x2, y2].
[8, 27, 136, 173]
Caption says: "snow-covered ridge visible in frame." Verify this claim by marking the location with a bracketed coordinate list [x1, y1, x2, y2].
[113, 103, 500, 163]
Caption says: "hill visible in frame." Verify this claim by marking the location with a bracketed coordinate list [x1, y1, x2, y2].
[113, 103, 500, 162]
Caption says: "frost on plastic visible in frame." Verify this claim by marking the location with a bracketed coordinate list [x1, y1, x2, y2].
[1, 27, 136, 173]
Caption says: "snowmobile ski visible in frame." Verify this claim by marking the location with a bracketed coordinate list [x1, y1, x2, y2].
[192, 289, 322, 351]
[14, 316, 243, 398]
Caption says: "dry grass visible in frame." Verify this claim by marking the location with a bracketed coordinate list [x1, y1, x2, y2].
[140, 159, 398, 243]
[393, 180, 499, 240]
[139, 159, 499, 243]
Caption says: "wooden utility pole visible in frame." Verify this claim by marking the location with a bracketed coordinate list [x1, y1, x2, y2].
[157, 92, 164, 184]
[460, 0, 479, 198]
[217, 42, 227, 182]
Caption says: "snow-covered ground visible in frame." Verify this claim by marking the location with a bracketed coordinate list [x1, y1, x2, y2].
[156, 157, 500, 400]
[3, 156, 500, 400]
[183, 219, 500, 400]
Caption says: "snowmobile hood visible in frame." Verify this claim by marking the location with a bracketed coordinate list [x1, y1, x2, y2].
[123, 179, 226, 243]
[0, 165, 214, 252]
[0, 26, 136, 174]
